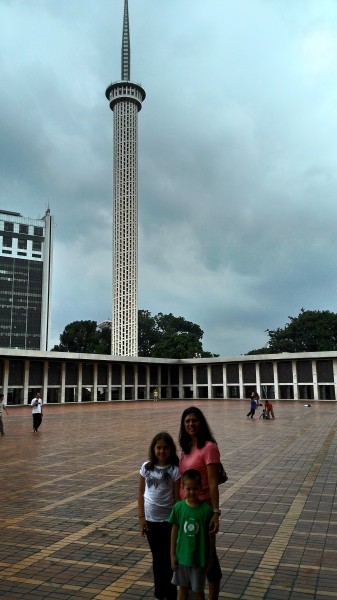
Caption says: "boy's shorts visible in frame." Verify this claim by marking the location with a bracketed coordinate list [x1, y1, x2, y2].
[172, 565, 206, 593]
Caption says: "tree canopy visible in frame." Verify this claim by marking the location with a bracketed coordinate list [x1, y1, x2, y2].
[247, 309, 337, 354]
[51, 311, 218, 358]
[51, 320, 110, 354]
[138, 310, 216, 358]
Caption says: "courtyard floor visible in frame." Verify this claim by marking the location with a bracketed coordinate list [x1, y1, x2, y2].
[1, 399, 337, 599]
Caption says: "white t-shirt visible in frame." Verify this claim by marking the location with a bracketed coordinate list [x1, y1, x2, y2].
[140, 462, 181, 522]
[31, 398, 43, 414]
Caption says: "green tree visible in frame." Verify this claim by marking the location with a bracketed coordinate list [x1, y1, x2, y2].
[246, 347, 270, 355]
[138, 310, 160, 357]
[139, 311, 217, 358]
[52, 311, 218, 358]
[96, 324, 111, 354]
[151, 332, 203, 359]
[247, 309, 337, 354]
[52, 320, 103, 353]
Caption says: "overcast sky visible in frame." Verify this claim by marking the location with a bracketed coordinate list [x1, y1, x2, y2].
[1, 0, 337, 356]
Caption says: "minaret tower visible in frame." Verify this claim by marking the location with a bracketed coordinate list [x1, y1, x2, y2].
[106, 0, 145, 356]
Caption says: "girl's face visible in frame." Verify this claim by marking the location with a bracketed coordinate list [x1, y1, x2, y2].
[154, 439, 171, 465]
[184, 413, 201, 437]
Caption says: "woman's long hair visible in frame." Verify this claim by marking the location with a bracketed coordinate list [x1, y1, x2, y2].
[179, 406, 216, 454]
[145, 431, 179, 470]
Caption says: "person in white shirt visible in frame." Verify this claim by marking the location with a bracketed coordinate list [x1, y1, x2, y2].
[31, 392, 43, 433]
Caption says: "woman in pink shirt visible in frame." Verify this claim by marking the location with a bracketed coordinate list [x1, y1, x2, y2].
[178, 406, 222, 600]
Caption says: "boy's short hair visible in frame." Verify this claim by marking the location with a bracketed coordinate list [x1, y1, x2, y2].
[182, 469, 202, 485]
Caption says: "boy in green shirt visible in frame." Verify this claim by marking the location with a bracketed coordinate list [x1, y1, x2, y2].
[169, 469, 215, 600]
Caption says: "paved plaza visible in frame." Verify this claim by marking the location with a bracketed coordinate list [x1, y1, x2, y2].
[1, 399, 337, 599]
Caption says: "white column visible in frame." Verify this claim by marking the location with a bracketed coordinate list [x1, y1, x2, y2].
[121, 364, 126, 401]
[179, 366, 184, 399]
[43, 360, 48, 403]
[207, 365, 212, 399]
[23, 360, 29, 404]
[292, 360, 298, 400]
[273, 361, 279, 399]
[3, 359, 9, 403]
[107, 363, 112, 401]
[93, 363, 98, 402]
[60, 362, 66, 403]
[192, 365, 197, 399]
[167, 366, 172, 399]
[238, 363, 244, 399]
[134, 364, 138, 400]
[312, 360, 318, 401]
[223, 363, 227, 399]
[333, 359, 337, 401]
[77, 363, 82, 402]
[255, 363, 261, 397]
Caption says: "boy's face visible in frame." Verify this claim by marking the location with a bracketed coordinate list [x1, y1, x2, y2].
[183, 478, 201, 501]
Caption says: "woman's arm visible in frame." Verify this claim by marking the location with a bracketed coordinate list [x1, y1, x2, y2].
[207, 463, 220, 534]
[173, 477, 181, 503]
[137, 475, 148, 537]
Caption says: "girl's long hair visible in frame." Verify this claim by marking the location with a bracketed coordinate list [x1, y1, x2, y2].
[179, 406, 216, 454]
[145, 431, 179, 471]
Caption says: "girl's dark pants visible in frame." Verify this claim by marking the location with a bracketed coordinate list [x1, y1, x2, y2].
[33, 414, 42, 431]
[146, 521, 177, 600]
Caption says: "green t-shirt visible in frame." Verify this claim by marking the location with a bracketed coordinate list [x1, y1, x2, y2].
[169, 500, 213, 568]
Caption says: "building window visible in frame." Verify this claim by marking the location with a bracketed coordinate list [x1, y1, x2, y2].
[2, 237, 12, 248]
[19, 225, 29, 234]
[4, 222, 14, 232]
[32, 241, 42, 252]
[34, 227, 43, 236]
[18, 239, 27, 250]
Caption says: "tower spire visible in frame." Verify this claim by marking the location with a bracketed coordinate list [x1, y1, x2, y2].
[121, 0, 130, 80]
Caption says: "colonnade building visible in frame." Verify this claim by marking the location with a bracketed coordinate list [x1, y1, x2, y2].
[1, 348, 336, 405]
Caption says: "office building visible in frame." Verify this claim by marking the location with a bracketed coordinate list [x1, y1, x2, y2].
[0, 208, 53, 351]
[105, 0, 146, 356]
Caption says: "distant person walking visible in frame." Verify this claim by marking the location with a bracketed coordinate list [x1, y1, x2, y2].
[247, 396, 257, 419]
[247, 390, 260, 418]
[0, 393, 9, 436]
[153, 389, 159, 402]
[31, 392, 43, 433]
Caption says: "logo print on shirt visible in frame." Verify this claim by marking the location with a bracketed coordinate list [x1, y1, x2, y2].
[183, 518, 199, 536]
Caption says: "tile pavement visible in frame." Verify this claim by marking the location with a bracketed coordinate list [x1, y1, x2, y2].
[1, 399, 337, 599]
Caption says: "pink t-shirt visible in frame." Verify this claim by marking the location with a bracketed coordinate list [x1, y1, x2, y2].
[179, 441, 220, 501]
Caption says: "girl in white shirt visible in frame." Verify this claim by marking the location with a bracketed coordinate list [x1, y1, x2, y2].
[138, 431, 181, 600]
